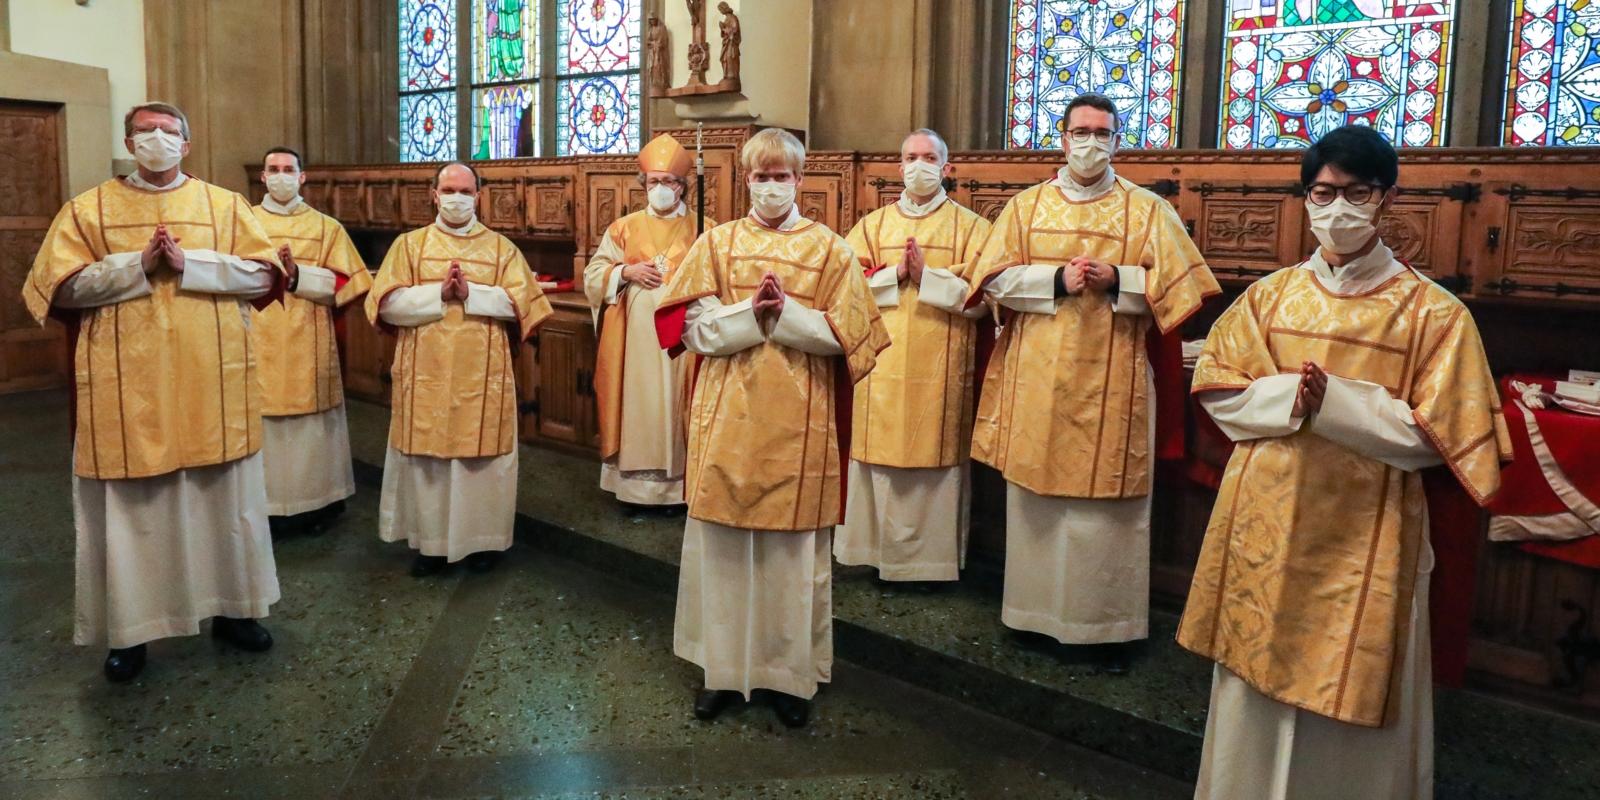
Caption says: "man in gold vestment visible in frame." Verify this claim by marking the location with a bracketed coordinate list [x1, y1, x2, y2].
[583, 133, 712, 508]
[1179, 126, 1510, 800]
[366, 163, 552, 577]
[656, 129, 889, 727]
[24, 103, 289, 682]
[252, 147, 372, 535]
[967, 94, 1219, 671]
[835, 129, 990, 585]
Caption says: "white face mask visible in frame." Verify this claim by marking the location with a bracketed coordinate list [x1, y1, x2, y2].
[1306, 197, 1380, 255]
[132, 129, 185, 173]
[438, 192, 477, 225]
[1067, 137, 1114, 179]
[901, 160, 944, 198]
[748, 181, 796, 220]
[264, 173, 301, 204]
[648, 183, 679, 213]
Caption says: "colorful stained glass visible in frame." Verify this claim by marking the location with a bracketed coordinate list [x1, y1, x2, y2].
[556, 74, 640, 155]
[1220, 1, 1458, 149]
[400, 91, 457, 162]
[473, 83, 539, 159]
[401, 0, 458, 91]
[556, 0, 641, 74]
[1503, 0, 1600, 146]
[473, 0, 539, 83]
[1006, 0, 1187, 150]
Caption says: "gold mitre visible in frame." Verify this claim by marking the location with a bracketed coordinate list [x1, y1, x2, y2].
[639, 133, 692, 177]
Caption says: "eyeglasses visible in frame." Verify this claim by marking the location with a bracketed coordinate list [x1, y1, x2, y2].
[1066, 129, 1115, 144]
[644, 177, 679, 189]
[1306, 182, 1388, 206]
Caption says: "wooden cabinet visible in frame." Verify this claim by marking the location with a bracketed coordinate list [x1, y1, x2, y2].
[1471, 182, 1600, 304]
[526, 296, 599, 455]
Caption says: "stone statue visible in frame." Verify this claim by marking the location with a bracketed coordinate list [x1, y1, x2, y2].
[646, 14, 670, 96]
[718, 2, 741, 84]
[686, 0, 709, 86]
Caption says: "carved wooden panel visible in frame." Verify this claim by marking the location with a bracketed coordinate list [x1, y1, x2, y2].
[481, 180, 524, 232]
[627, 187, 647, 214]
[365, 181, 398, 228]
[1185, 182, 1305, 283]
[1506, 208, 1600, 281]
[1474, 182, 1600, 302]
[333, 182, 364, 226]
[967, 191, 1012, 223]
[303, 180, 331, 212]
[1201, 200, 1281, 260]
[529, 185, 573, 237]
[0, 101, 66, 393]
[400, 183, 434, 227]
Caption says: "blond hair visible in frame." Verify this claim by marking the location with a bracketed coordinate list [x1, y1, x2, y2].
[740, 128, 806, 174]
[124, 102, 191, 140]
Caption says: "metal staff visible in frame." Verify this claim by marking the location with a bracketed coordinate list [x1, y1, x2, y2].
[695, 123, 706, 237]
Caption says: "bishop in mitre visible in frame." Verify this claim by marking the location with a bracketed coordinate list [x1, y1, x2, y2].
[584, 133, 712, 508]
[835, 128, 990, 585]
[656, 129, 889, 728]
[967, 93, 1219, 672]
[252, 146, 372, 535]
[1179, 125, 1511, 800]
[366, 162, 552, 577]
[24, 102, 289, 682]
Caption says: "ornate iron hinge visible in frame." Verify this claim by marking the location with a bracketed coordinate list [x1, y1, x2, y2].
[1144, 179, 1180, 198]
[1493, 184, 1600, 202]
[1405, 182, 1481, 203]
[1194, 182, 1304, 198]
[1431, 274, 1469, 294]
[1210, 265, 1279, 280]
[1482, 277, 1600, 297]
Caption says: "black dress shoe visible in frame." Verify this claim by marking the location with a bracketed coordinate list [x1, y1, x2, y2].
[410, 553, 448, 577]
[768, 691, 811, 728]
[104, 645, 146, 683]
[466, 550, 501, 573]
[1096, 642, 1134, 676]
[693, 688, 739, 720]
[211, 617, 274, 652]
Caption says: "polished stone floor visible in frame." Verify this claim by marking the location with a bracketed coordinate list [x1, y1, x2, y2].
[0, 392, 1187, 800]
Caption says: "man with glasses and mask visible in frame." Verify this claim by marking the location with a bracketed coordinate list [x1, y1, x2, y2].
[966, 93, 1218, 673]
[1178, 125, 1510, 799]
[656, 128, 889, 728]
[834, 128, 991, 588]
[366, 162, 553, 577]
[583, 134, 713, 510]
[252, 147, 372, 537]
[24, 101, 290, 682]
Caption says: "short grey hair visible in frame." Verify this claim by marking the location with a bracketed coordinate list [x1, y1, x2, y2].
[124, 102, 191, 140]
[903, 128, 949, 164]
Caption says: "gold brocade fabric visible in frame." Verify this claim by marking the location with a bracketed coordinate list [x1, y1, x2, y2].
[251, 204, 372, 416]
[660, 218, 890, 532]
[589, 210, 712, 461]
[1177, 266, 1511, 727]
[25, 177, 279, 480]
[845, 201, 990, 468]
[966, 177, 1218, 498]
[364, 223, 553, 460]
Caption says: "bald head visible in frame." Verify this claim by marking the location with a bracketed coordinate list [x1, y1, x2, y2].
[435, 162, 479, 195]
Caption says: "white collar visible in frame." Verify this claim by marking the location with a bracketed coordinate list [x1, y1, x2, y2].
[1302, 241, 1407, 296]
[748, 204, 805, 232]
[1051, 165, 1117, 202]
[648, 201, 687, 219]
[435, 214, 478, 235]
[897, 189, 948, 218]
[262, 194, 304, 215]
[126, 170, 188, 191]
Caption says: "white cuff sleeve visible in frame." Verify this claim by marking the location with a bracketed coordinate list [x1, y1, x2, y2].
[464, 283, 518, 321]
[918, 267, 985, 318]
[682, 296, 766, 356]
[1111, 265, 1151, 316]
[1308, 375, 1443, 472]
[292, 264, 338, 305]
[1199, 373, 1305, 442]
[770, 296, 845, 356]
[179, 249, 275, 298]
[379, 284, 447, 327]
[984, 264, 1059, 315]
[56, 252, 152, 309]
[867, 267, 901, 308]
[605, 267, 626, 304]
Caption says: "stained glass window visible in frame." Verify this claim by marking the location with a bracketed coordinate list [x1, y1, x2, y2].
[473, 84, 538, 159]
[1503, 0, 1600, 146]
[1220, 1, 1458, 150]
[401, 0, 458, 91]
[400, 91, 458, 162]
[1006, 0, 1188, 149]
[556, 0, 642, 155]
[474, 0, 539, 83]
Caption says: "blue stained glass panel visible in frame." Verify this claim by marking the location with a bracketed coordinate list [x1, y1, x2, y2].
[400, 91, 458, 162]
[474, 83, 539, 159]
[556, 0, 641, 74]
[401, 0, 458, 91]
[1503, 0, 1600, 146]
[557, 74, 640, 155]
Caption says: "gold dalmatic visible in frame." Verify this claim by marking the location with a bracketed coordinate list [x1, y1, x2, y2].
[659, 218, 890, 532]
[845, 201, 991, 468]
[364, 222, 553, 460]
[966, 177, 1219, 498]
[24, 178, 280, 480]
[591, 209, 713, 460]
[1177, 267, 1511, 727]
[251, 204, 372, 416]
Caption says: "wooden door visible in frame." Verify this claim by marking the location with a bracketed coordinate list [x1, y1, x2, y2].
[0, 101, 67, 394]
[533, 309, 597, 448]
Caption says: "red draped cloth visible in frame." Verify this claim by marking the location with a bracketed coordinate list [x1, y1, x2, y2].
[1488, 374, 1600, 569]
